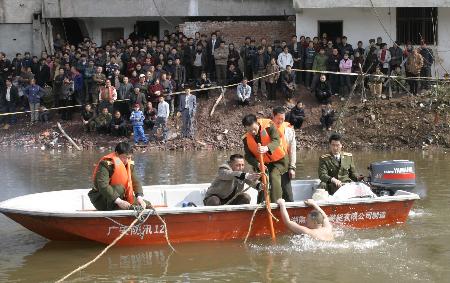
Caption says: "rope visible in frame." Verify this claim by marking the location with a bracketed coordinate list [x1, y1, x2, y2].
[2, 69, 446, 118]
[244, 204, 263, 244]
[54, 209, 146, 283]
[368, 0, 395, 44]
[223, 185, 251, 205]
[55, 203, 175, 282]
[147, 204, 176, 253]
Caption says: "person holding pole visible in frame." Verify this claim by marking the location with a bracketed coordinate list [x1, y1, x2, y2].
[242, 114, 289, 203]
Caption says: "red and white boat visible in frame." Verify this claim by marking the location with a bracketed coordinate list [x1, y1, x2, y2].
[0, 179, 419, 246]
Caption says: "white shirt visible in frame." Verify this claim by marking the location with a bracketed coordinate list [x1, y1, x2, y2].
[5, 86, 11, 102]
[284, 126, 297, 169]
[277, 52, 294, 71]
[211, 40, 216, 55]
[157, 100, 170, 119]
[334, 154, 341, 162]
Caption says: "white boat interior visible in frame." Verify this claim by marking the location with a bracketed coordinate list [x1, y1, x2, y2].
[0, 179, 420, 217]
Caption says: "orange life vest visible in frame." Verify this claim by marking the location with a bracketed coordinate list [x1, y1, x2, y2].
[245, 118, 286, 164]
[276, 121, 292, 153]
[92, 152, 134, 204]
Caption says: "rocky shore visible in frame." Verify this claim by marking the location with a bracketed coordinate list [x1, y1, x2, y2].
[1, 85, 449, 152]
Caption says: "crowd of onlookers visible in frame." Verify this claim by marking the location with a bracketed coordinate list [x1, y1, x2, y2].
[0, 26, 436, 138]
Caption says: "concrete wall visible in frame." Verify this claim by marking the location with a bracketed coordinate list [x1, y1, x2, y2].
[81, 17, 184, 45]
[296, 7, 450, 76]
[43, 0, 295, 18]
[0, 0, 42, 23]
[180, 21, 296, 48]
[436, 7, 450, 74]
[296, 8, 396, 46]
[293, 0, 450, 9]
[0, 24, 33, 58]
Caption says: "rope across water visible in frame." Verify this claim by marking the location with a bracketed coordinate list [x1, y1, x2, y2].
[55, 203, 175, 282]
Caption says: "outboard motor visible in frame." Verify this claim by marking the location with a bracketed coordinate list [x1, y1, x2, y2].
[368, 160, 416, 196]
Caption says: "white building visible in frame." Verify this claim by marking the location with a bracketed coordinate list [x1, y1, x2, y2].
[0, 0, 294, 57]
[294, 0, 450, 76]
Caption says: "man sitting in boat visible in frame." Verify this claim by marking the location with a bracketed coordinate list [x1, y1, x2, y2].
[203, 154, 262, 206]
[277, 198, 334, 241]
[88, 142, 150, 210]
[318, 133, 362, 194]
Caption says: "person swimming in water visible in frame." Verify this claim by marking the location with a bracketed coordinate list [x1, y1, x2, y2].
[277, 198, 334, 241]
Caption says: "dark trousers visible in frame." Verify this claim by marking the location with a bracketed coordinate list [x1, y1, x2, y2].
[329, 74, 340, 94]
[203, 193, 251, 206]
[88, 186, 150, 211]
[290, 117, 304, 129]
[310, 74, 321, 90]
[340, 74, 352, 96]
[281, 172, 294, 202]
[267, 82, 277, 100]
[407, 72, 419, 95]
[321, 115, 335, 129]
[111, 125, 128, 137]
[420, 67, 432, 89]
[60, 99, 73, 120]
[193, 66, 203, 80]
[304, 64, 313, 87]
[1, 101, 17, 124]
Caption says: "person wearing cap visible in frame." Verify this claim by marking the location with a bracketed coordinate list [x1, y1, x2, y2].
[130, 103, 148, 145]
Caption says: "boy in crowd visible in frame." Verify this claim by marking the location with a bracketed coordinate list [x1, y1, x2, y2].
[130, 103, 148, 144]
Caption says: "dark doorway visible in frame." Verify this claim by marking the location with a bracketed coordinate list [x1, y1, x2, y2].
[51, 19, 85, 46]
[397, 7, 437, 45]
[136, 21, 160, 39]
[318, 21, 343, 42]
[101, 28, 124, 45]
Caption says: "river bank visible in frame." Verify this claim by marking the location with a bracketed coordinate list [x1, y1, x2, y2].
[1, 85, 449, 151]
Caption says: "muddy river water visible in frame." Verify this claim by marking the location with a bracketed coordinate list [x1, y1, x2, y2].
[0, 149, 449, 282]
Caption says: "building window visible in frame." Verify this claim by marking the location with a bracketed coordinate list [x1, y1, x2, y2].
[396, 7, 437, 45]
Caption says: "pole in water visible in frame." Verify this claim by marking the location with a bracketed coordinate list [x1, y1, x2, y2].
[258, 144, 276, 243]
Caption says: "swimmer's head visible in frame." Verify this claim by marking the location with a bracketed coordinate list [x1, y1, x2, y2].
[306, 209, 324, 228]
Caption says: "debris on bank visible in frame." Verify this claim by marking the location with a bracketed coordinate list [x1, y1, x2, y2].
[1, 86, 449, 151]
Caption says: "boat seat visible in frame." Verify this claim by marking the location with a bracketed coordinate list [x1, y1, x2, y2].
[142, 187, 165, 206]
[291, 180, 320, 201]
[164, 188, 207, 207]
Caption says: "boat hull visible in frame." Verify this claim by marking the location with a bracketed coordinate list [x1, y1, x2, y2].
[3, 199, 416, 245]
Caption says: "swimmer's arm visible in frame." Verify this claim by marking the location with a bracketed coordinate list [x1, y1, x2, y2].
[278, 199, 314, 235]
[305, 199, 332, 228]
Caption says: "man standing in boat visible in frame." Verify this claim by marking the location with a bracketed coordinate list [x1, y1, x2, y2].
[203, 154, 262, 206]
[242, 114, 289, 202]
[271, 106, 296, 202]
[318, 133, 361, 194]
[89, 142, 150, 210]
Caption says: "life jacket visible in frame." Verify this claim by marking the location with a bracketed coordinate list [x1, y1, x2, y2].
[276, 121, 292, 153]
[245, 118, 286, 164]
[92, 152, 134, 204]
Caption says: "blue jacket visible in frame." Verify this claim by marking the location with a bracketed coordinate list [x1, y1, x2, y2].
[72, 73, 83, 92]
[24, 84, 44, 104]
[130, 110, 145, 126]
